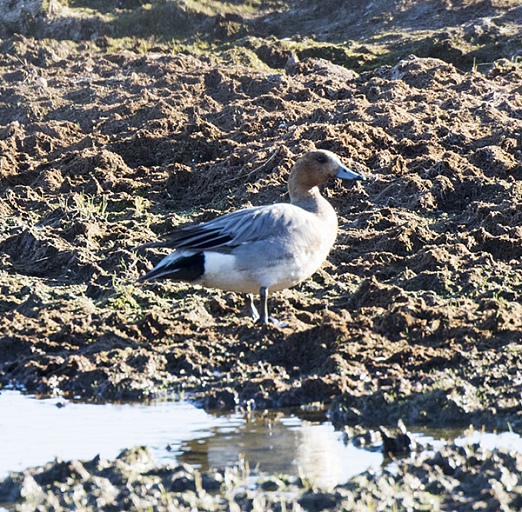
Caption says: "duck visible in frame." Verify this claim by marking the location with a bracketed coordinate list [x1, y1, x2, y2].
[137, 149, 365, 325]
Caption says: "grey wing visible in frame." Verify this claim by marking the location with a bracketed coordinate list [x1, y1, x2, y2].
[141, 204, 301, 252]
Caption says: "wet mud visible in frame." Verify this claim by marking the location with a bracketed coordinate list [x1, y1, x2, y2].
[2, 442, 522, 511]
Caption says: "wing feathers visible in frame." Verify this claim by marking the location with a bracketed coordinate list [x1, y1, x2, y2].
[166, 228, 233, 249]
[142, 204, 303, 252]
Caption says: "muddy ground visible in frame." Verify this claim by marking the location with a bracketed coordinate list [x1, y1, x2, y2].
[2, 0, 522, 509]
[3, 443, 522, 511]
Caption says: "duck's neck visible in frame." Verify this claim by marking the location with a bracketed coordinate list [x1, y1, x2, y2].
[290, 183, 319, 202]
[290, 186, 330, 214]
[289, 169, 317, 199]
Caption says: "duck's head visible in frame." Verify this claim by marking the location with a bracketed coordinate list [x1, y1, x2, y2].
[289, 150, 365, 202]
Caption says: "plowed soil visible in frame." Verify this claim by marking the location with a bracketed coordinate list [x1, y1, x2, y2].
[2, 0, 522, 435]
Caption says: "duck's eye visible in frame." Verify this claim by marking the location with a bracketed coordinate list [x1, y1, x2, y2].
[316, 155, 327, 164]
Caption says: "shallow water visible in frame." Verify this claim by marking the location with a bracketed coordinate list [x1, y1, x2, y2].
[1, 390, 521, 488]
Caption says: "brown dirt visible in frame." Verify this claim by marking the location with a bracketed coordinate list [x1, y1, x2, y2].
[1, 0, 522, 434]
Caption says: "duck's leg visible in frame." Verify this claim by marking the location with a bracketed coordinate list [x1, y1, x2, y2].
[259, 286, 269, 324]
[258, 287, 287, 327]
[258, 286, 288, 327]
[247, 294, 260, 322]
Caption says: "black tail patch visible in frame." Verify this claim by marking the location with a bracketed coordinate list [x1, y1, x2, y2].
[137, 252, 205, 283]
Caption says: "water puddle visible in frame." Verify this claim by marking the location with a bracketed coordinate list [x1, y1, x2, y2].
[1, 390, 521, 488]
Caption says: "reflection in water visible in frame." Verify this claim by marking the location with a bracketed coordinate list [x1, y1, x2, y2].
[1, 391, 522, 489]
[0, 391, 382, 485]
[181, 412, 382, 487]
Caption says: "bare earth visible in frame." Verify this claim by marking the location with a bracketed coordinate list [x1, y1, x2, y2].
[2, 0, 522, 509]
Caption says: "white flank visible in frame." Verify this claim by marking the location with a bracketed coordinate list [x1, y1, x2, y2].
[201, 252, 258, 294]
[204, 252, 237, 274]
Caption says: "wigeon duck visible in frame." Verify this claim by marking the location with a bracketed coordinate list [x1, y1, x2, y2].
[137, 150, 365, 325]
